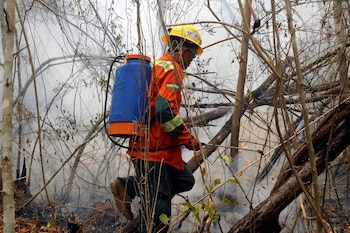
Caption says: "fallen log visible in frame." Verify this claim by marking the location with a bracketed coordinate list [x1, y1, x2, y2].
[228, 100, 350, 233]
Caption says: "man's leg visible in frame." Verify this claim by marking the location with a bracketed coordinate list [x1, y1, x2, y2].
[110, 176, 137, 220]
[153, 192, 171, 233]
[152, 162, 195, 232]
[133, 159, 172, 233]
[170, 162, 195, 196]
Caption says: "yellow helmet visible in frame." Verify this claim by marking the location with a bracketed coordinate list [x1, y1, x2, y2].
[161, 25, 203, 55]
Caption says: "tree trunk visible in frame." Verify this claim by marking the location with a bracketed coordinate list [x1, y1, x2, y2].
[231, 0, 251, 156]
[1, 0, 16, 232]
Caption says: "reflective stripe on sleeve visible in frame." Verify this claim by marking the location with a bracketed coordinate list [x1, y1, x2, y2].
[155, 60, 175, 72]
[160, 114, 183, 133]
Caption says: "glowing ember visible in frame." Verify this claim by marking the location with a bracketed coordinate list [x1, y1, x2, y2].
[217, 148, 225, 155]
[239, 141, 249, 152]
[244, 158, 252, 165]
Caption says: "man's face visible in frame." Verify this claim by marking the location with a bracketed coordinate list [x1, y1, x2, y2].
[181, 48, 197, 69]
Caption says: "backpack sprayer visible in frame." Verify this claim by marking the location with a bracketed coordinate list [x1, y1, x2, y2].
[104, 54, 188, 151]
[104, 54, 151, 144]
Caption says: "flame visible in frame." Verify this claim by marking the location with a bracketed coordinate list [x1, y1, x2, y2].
[217, 148, 225, 155]
[338, 151, 343, 158]
[239, 141, 249, 152]
[244, 158, 252, 165]
[271, 177, 276, 184]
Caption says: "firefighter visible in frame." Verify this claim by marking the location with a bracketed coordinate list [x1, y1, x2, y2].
[111, 24, 203, 233]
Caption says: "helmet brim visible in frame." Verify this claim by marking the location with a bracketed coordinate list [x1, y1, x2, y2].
[161, 34, 203, 55]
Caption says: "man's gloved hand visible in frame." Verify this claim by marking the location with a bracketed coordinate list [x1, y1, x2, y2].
[185, 137, 201, 151]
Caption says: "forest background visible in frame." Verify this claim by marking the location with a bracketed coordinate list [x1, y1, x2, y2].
[1, 0, 349, 232]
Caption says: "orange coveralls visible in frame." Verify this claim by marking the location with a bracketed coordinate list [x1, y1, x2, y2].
[127, 52, 196, 170]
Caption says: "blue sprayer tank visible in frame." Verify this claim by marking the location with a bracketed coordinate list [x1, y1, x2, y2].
[108, 54, 151, 137]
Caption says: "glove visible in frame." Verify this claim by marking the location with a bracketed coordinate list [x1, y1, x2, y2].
[185, 137, 201, 151]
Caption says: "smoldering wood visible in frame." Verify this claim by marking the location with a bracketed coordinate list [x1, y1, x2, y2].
[227, 100, 350, 233]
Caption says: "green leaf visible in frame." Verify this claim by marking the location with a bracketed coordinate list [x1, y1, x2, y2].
[229, 177, 239, 184]
[213, 178, 221, 186]
[221, 198, 232, 206]
[192, 210, 201, 224]
[221, 198, 240, 206]
[209, 178, 221, 193]
[159, 213, 170, 225]
[180, 202, 194, 213]
[209, 212, 220, 222]
[222, 154, 234, 162]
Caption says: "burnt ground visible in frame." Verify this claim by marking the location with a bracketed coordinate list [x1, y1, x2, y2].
[1, 192, 349, 233]
[0, 184, 124, 233]
[0, 158, 349, 233]
[319, 157, 350, 233]
[2, 184, 349, 233]
[0, 201, 122, 232]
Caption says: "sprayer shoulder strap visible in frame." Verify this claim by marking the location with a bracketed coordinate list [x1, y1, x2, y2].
[150, 116, 156, 127]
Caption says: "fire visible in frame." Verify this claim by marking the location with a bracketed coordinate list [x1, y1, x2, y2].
[217, 148, 225, 155]
[338, 151, 343, 158]
[244, 158, 252, 165]
[239, 141, 251, 165]
[239, 141, 249, 152]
